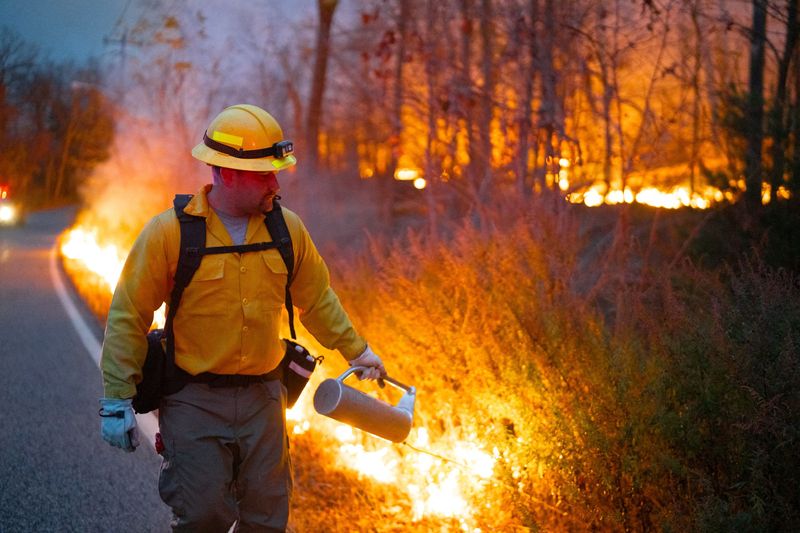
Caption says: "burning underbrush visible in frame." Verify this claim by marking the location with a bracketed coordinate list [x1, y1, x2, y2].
[61, 192, 800, 531]
[59, 218, 501, 531]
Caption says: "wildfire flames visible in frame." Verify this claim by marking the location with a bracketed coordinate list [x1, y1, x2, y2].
[59, 226, 496, 529]
[59, 172, 792, 528]
[549, 159, 792, 209]
[58, 170, 792, 528]
[387, 161, 792, 210]
[565, 180, 792, 209]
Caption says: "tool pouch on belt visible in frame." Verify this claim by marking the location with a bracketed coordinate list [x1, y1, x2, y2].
[282, 339, 322, 409]
[132, 329, 187, 414]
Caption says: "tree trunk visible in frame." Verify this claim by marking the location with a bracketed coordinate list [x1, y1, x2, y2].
[540, 0, 560, 188]
[54, 94, 79, 202]
[611, 0, 626, 193]
[305, 0, 338, 175]
[689, 1, 703, 196]
[458, 0, 476, 194]
[600, 55, 614, 193]
[792, 34, 800, 190]
[424, 0, 439, 233]
[379, 0, 411, 223]
[744, 0, 767, 210]
[516, 0, 538, 196]
[768, 0, 798, 198]
[391, 0, 409, 176]
[476, 0, 494, 199]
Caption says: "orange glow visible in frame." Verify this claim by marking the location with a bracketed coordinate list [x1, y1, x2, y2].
[59, 226, 497, 528]
[762, 183, 794, 204]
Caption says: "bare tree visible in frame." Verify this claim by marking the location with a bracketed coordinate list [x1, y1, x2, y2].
[744, 0, 768, 209]
[689, 0, 704, 195]
[306, 0, 339, 175]
[476, 0, 496, 199]
[515, 0, 539, 195]
[0, 28, 37, 197]
[458, 0, 477, 190]
[768, 0, 798, 197]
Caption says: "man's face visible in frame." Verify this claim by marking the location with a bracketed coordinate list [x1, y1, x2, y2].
[222, 167, 281, 214]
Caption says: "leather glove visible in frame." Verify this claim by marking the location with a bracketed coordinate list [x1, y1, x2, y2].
[99, 398, 139, 452]
[348, 344, 387, 381]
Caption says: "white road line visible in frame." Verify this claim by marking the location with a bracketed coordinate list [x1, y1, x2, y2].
[49, 244, 158, 451]
[49, 245, 102, 364]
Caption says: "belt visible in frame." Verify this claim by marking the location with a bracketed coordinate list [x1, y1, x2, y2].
[186, 366, 283, 388]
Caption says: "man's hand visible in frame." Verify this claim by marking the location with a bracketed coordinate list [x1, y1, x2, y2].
[99, 398, 139, 452]
[349, 344, 387, 381]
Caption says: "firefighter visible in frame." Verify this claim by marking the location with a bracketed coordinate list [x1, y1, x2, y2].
[98, 104, 386, 531]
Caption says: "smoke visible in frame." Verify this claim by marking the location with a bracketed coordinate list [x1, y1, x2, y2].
[78, 0, 326, 245]
[77, 1, 390, 255]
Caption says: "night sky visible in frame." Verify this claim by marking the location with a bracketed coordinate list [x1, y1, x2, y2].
[0, 0, 141, 63]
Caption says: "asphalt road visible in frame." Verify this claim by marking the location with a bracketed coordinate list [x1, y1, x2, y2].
[0, 208, 172, 532]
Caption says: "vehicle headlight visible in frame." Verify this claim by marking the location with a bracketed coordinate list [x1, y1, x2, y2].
[0, 204, 17, 223]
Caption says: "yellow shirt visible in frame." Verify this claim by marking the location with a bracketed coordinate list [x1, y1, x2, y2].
[101, 185, 366, 399]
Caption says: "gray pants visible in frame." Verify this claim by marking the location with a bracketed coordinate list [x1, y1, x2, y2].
[158, 380, 291, 532]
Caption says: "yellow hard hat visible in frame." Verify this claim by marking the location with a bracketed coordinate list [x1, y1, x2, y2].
[191, 104, 297, 172]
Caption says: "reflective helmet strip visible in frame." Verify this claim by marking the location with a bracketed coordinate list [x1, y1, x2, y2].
[271, 154, 297, 170]
[211, 130, 244, 148]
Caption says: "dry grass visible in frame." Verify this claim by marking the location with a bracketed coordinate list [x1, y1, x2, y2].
[62, 192, 800, 531]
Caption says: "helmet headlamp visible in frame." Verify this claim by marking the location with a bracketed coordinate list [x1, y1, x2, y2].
[202, 133, 294, 160]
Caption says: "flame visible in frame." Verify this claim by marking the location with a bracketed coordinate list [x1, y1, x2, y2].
[405, 429, 496, 525]
[59, 226, 495, 527]
[57, 168, 793, 528]
[395, 167, 420, 181]
[563, 175, 791, 209]
[60, 226, 166, 328]
[763, 184, 793, 203]
[60, 227, 125, 293]
[566, 181, 729, 209]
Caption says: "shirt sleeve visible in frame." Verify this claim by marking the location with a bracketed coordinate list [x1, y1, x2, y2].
[101, 215, 172, 398]
[287, 214, 367, 360]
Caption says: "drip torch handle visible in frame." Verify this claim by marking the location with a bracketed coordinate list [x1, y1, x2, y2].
[340, 366, 412, 392]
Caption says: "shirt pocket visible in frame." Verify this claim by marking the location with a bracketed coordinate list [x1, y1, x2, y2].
[259, 251, 288, 307]
[194, 256, 225, 281]
[184, 257, 226, 313]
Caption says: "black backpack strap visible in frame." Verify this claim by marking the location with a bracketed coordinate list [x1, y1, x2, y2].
[197, 241, 281, 255]
[164, 194, 206, 377]
[264, 200, 296, 339]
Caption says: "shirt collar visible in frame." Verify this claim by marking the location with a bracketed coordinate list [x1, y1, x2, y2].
[184, 184, 212, 218]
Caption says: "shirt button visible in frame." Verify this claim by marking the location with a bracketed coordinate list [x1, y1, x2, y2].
[240, 266, 246, 273]
[242, 298, 249, 305]
[242, 326, 249, 332]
